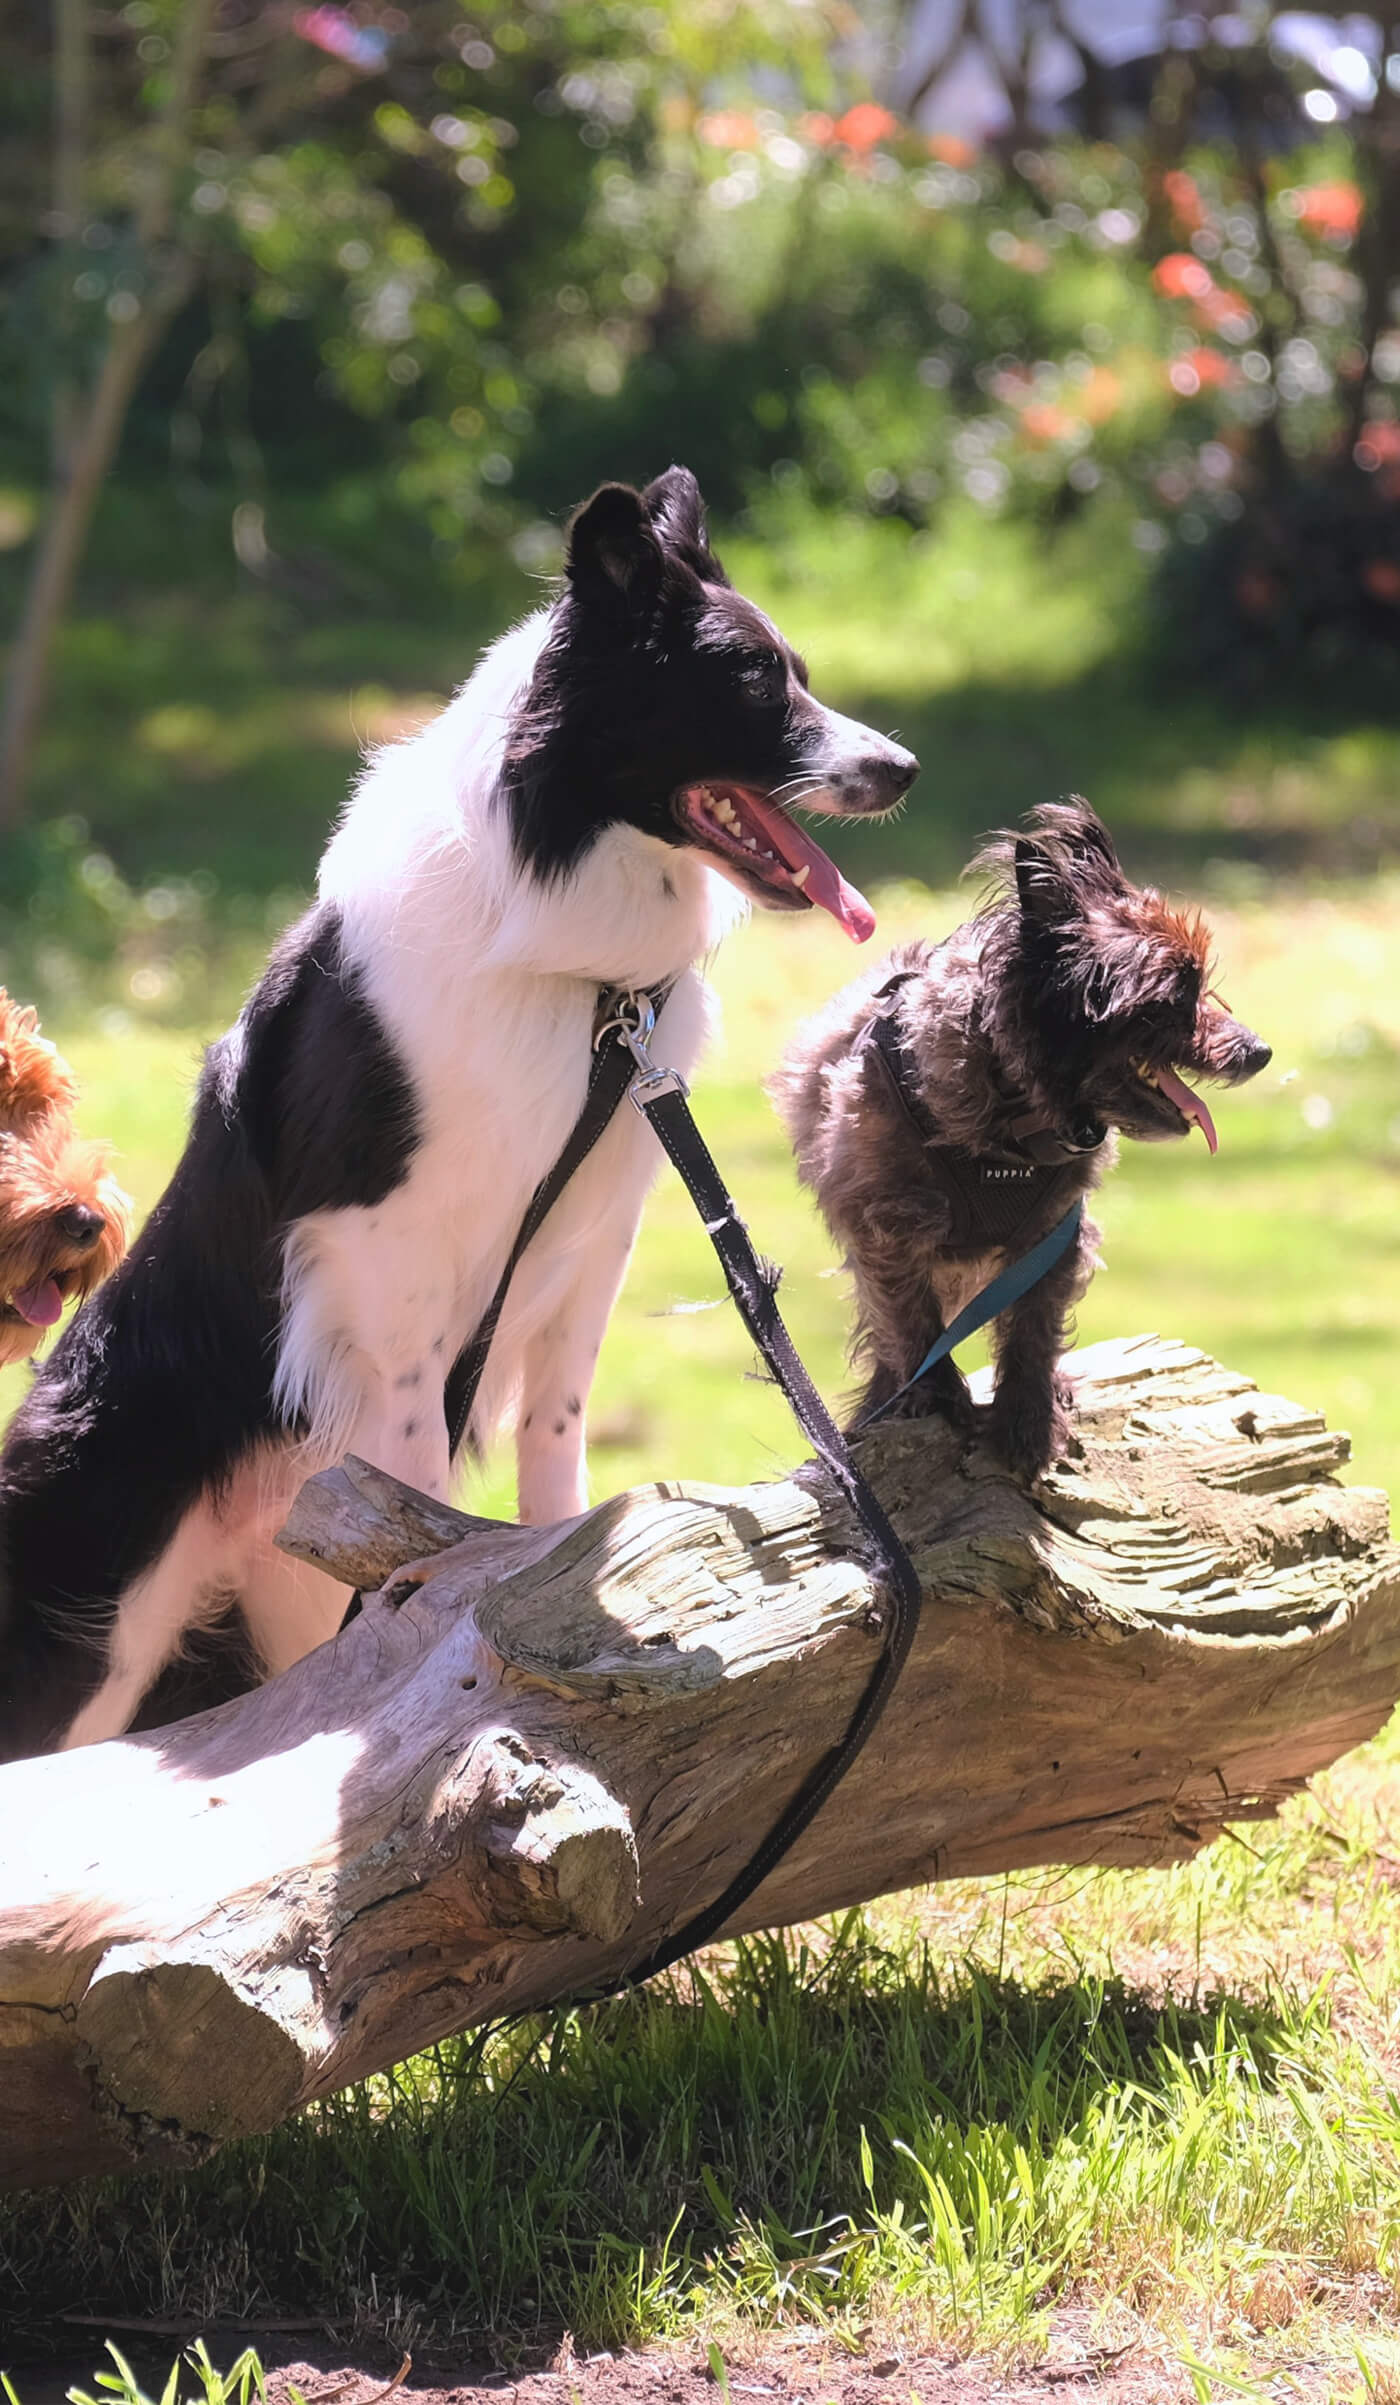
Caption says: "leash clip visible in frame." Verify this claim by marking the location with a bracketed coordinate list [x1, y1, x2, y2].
[596, 987, 690, 1112]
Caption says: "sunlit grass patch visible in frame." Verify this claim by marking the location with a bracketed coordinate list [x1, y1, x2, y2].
[3, 1868, 1398, 2384]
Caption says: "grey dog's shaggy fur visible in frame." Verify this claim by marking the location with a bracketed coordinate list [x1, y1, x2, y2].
[770, 799, 1271, 1478]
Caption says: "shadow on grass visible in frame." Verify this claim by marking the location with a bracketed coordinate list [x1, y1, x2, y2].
[0, 1924, 1307, 2360]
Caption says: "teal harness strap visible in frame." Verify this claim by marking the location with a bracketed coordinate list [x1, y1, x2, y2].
[859, 1198, 1085, 1427]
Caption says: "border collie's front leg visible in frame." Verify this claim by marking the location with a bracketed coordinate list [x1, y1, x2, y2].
[59, 1503, 231, 1749]
[513, 1204, 642, 1524]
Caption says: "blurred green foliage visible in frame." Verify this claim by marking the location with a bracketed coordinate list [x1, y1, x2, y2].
[4, 6, 1399, 613]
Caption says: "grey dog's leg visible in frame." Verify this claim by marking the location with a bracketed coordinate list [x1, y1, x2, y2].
[848, 1249, 975, 1433]
[985, 1218, 1096, 1479]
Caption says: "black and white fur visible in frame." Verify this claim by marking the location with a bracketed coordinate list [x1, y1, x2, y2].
[0, 467, 916, 1760]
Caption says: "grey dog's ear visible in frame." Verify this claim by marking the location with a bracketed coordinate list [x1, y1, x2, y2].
[1014, 799, 1120, 928]
[1057, 796, 1120, 869]
[566, 483, 666, 618]
[1014, 836, 1070, 929]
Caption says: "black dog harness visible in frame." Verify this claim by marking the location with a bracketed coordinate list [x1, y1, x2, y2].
[344, 984, 923, 1994]
[860, 971, 1103, 1250]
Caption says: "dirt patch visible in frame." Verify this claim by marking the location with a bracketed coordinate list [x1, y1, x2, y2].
[2, 2328, 1196, 2405]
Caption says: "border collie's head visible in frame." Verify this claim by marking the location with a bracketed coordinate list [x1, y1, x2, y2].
[502, 466, 918, 944]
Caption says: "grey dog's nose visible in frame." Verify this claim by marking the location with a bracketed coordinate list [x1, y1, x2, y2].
[54, 1203, 104, 1249]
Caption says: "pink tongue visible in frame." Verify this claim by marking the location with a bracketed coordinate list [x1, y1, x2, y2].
[1154, 1066, 1218, 1155]
[737, 791, 877, 944]
[12, 1276, 63, 1327]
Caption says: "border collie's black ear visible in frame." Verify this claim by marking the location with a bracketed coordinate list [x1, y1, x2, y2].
[566, 484, 664, 618]
[641, 464, 725, 581]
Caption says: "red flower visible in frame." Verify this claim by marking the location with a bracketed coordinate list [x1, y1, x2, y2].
[1192, 347, 1237, 386]
[1293, 182, 1363, 241]
[1362, 559, 1400, 605]
[800, 111, 836, 146]
[1163, 170, 1206, 234]
[833, 103, 898, 153]
[1356, 422, 1400, 470]
[1153, 253, 1215, 302]
[1236, 569, 1281, 618]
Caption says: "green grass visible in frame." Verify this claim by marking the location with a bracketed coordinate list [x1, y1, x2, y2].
[4, 1761, 1400, 2394]
[5, 876, 1398, 2398]
[4, 491, 1400, 2398]
[45, 871, 1400, 1513]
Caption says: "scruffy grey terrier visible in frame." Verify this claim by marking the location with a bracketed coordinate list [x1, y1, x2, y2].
[770, 799, 1271, 1480]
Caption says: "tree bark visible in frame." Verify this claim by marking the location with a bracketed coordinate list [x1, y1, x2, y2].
[0, 0, 217, 827]
[0, 1333, 1396, 2198]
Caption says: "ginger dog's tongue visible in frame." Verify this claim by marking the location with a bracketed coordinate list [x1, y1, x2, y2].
[738, 792, 877, 943]
[1154, 1066, 1218, 1155]
[12, 1277, 63, 1326]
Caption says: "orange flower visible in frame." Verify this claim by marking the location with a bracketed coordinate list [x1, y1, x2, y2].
[1294, 181, 1363, 240]
[1152, 252, 1215, 302]
[1163, 169, 1206, 234]
[927, 132, 977, 166]
[800, 111, 836, 146]
[833, 103, 898, 152]
[1020, 402, 1075, 443]
[1079, 365, 1122, 423]
[697, 110, 760, 151]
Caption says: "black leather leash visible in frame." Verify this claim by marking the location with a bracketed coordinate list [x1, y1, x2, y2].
[607, 992, 923, 1987]
[340, 984, 923, 1991]
[441, 995, 671, 1461]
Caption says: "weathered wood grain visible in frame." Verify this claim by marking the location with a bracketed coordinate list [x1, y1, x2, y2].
[0, 1334, 1395, 2195]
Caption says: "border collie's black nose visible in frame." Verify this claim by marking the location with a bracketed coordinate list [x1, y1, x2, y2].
[54, 1203, 104, 1249]
[867, 745, 918, 801]
[1241, 1036, 1272, 1078]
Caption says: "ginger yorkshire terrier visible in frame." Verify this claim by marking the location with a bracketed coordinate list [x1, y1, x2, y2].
[771, 800, 1271, 1481]
[0, 992, 129, 1366]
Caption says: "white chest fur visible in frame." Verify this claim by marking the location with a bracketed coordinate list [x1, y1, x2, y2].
[272, 614, 737, 1493]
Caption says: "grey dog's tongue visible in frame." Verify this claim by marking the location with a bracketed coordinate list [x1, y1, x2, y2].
[1152, 1066, 1218, 1154]
[12, 1277, 63, 1326]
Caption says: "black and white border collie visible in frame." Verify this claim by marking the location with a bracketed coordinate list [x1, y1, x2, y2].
[0, 467, 916, 1759]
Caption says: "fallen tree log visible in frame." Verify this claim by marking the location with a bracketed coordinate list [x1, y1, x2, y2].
[1, 1332, 1397, 2196]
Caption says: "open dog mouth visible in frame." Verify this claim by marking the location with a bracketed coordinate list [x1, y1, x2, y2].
[1133, 1062, 1218, 1154]
[1, 1269, 80, 1328]
[675, 782, 876, 943]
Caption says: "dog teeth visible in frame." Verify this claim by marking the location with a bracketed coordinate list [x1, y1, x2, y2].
[790, 862, 810, 889]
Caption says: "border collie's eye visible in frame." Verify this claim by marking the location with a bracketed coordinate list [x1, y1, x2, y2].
[741, 655, 788, 708]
